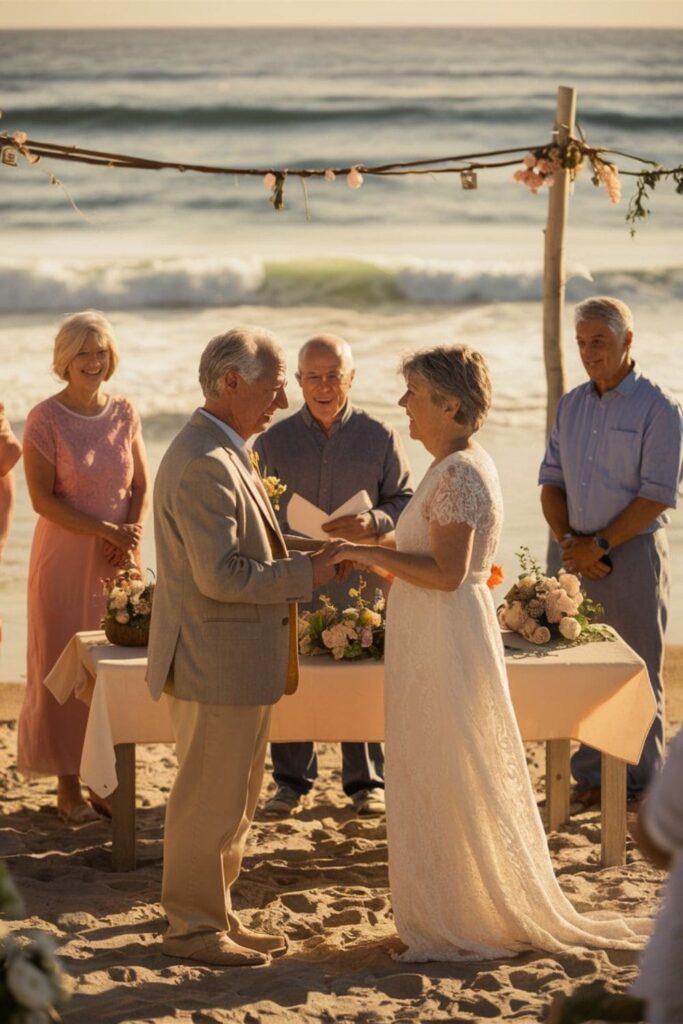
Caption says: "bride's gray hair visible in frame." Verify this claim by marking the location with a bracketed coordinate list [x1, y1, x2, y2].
[401, 345, 492, 432]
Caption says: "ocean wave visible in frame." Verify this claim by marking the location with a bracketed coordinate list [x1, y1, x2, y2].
[1, 257, 683, 314]
[6, 100, 681, 133]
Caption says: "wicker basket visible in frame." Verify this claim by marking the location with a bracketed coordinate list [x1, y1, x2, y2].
[103, 615, 150, 648]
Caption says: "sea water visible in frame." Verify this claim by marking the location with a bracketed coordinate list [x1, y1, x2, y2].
[0, 27, 681, 680]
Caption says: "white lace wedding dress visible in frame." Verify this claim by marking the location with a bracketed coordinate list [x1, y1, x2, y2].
[385, 444, 649, 962]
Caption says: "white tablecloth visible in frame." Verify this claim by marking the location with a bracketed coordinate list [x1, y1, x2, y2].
[45, 629, 655, 798]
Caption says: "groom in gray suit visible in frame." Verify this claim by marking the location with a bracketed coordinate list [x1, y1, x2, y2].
[147, 326, 336, 966]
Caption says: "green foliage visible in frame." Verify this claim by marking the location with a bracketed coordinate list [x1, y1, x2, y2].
[626, 166, 683, 235]
[516, 546, 543, 578]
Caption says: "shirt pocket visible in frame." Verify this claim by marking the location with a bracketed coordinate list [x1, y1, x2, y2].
[604, 428, 641, 489]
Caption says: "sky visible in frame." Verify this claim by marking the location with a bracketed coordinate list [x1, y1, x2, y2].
[2, 0, 682, 29]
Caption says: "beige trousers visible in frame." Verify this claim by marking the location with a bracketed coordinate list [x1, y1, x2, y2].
[162, 695, 271, 942]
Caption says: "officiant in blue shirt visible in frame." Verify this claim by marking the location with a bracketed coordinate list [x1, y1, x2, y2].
[539, 297, 682, 808]
[254, 333, 412, 818]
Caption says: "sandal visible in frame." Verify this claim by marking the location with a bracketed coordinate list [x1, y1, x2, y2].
[57, 802, 101, 825]
[88, 795, 113, 820]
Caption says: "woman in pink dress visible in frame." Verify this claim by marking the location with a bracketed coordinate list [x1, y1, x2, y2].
[17, 311, 149, 823]
[0, 403, 22, 644]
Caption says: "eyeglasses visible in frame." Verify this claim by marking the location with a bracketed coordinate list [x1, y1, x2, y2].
[297, 372, 350, 386]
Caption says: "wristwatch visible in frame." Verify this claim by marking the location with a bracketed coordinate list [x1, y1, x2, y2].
[592, 533, 611, 555]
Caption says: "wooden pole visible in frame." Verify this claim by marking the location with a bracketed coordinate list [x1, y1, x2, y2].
[543, 85, 577, 437]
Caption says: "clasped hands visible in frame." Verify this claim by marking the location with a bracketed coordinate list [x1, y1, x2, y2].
[308, 512, 378, 587]
[560, 534, 612, 580]
[102, 521, 143, 568]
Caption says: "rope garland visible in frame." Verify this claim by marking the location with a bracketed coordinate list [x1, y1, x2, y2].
[0, 128, 681, 231]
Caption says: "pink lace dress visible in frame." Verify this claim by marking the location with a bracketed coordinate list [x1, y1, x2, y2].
[17, 396, 141, 776]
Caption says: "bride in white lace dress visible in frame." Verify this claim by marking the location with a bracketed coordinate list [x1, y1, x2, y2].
[329, 345, 649, 962]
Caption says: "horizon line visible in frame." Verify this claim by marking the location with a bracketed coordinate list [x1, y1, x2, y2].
[3, 23, 682, 30]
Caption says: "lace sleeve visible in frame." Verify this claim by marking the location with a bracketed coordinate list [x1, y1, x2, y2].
[22, 401, 56, 465]
[426, 459, 486, 529]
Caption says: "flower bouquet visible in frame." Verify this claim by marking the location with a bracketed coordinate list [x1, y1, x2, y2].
[298, 577, 385, 661]
[497, 548, 606, 646]
[101, 566, 154, 647]
[0, 930, 71, 1023]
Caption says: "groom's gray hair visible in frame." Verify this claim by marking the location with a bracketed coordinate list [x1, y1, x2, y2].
[199, 326, 280, 398]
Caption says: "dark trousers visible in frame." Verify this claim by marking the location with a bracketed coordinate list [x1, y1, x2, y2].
[270, 741, 384, 797]
[568, 531, 669, 796]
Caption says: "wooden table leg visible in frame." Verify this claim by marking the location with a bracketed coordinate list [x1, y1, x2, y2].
[111, 743, 136, 872]
[545, 739, 571, 831]
[601, 752, 626, 867]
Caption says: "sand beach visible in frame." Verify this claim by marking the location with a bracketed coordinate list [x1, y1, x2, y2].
[1, 16, 682, 1024]
[0, 649, 680, 1024]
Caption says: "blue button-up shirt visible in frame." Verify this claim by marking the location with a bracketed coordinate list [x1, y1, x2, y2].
[539, 365, 682, 534]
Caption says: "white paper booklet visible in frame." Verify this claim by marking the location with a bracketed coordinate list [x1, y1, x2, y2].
[287, 490, 373, 540]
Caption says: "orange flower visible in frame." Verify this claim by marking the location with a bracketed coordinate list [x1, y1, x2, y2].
[487, 564, 504, 589]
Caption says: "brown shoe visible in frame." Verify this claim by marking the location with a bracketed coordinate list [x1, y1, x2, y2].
[231, 926, 287, 956]
[227, 912, 287, 956]
[162, 932, 269, 966]
[570, 786, 601, 814]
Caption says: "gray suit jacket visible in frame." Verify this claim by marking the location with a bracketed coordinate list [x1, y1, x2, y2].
[146, 410, 313, 705]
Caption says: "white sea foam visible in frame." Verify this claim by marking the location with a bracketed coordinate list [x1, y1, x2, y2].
[3, 255, 681, 313]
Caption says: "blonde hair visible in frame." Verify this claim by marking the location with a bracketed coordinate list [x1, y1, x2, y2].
[401, 345, 492, 432]
[53, 311, 119, 381]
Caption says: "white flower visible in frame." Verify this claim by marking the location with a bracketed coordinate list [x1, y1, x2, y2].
[538, 575, 560, 592]
[531, 625, 551, 645]
[360, 627, 373, 648]
[359, 609, 381, 628]
[516, 575, 537, 600]
[559, 616, 582, 641]
[6, 957, 54, 1010]
[520, 617, 539, 640]
[115, 611, 130, 624]
[520, 618, 550, 644]
[110, 589, 128, 610]
[558, 571, 581, 598]
[341, 608, 359, 620]
[546, 588, 578, 623]
[526, 598, 545, 620]
[129, 580, 145, 595]
[503, 601, 528, 631]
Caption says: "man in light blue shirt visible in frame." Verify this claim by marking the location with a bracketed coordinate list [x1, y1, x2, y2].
[539, 296, 682, 804]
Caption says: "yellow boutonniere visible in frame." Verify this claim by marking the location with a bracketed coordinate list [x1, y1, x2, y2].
[249, 450, 287, 511]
